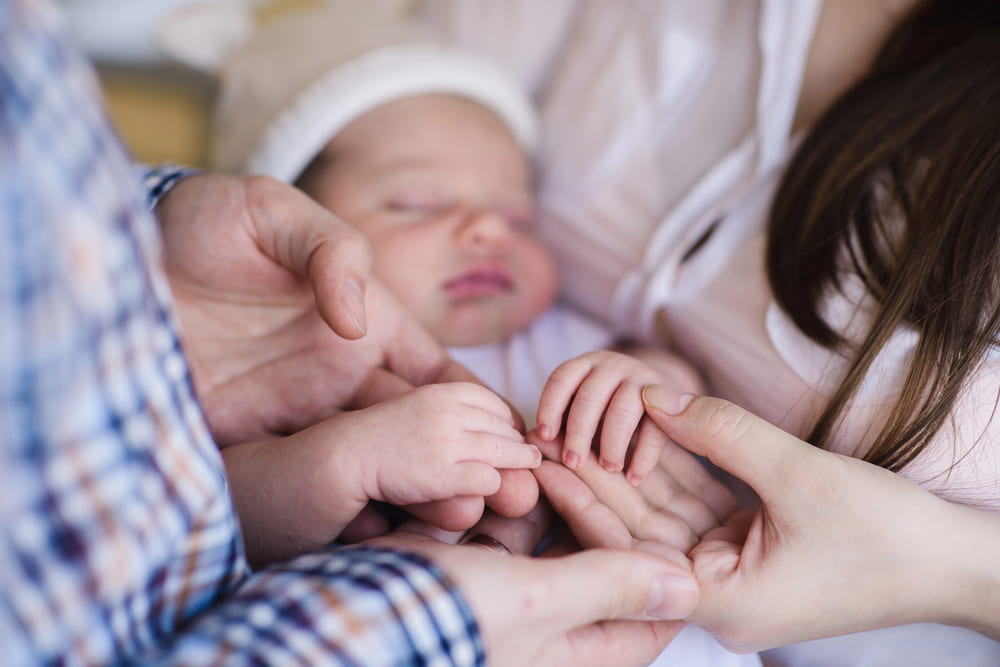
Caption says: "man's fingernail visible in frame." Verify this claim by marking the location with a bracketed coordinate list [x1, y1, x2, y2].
[641, 385, 694, 416]
[647, 574, 699, 619]
[344, 278, 366, 336]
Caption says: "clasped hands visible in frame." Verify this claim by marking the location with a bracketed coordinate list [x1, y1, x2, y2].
[158, 173, 959, 664]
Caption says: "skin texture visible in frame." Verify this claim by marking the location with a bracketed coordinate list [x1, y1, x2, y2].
[151, 173, 704, 664]
[297, 93, 559, 347]
[549, 383, 1000, 651]
[155, 173, 540, 563]
[368, 519, 700, 667]
[536, 349, 703, 486]
[224, 381, 541, 565]
[530, 429, 739, 556]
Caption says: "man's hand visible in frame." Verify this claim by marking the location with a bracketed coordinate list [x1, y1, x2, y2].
[156, 173, 537, 522]
[157, 173, 479, 442]
[368, 519, 699, 667]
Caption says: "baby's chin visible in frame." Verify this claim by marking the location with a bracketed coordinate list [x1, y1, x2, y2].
[430, 305, 533, 349]
[434, 323, 515, 349]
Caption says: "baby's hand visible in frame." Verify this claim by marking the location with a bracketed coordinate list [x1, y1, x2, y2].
[347, 382, 541, 509]
[536, 351, 670, 486]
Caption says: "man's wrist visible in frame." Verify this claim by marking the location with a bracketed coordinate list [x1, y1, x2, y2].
[139, 163, 202, 210]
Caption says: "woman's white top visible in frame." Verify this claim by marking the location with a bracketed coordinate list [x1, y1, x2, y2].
[418, 1, 1000, 664]
[449, 305, 614, 429]
[416, 0, 1000, 512]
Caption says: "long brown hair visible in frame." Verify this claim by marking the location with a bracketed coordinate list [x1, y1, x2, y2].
[767, 0, 1000, 470]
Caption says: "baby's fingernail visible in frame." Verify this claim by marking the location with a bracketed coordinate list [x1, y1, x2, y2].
[647, 574, 699, 620]
[628, 473, 643, 487]
[538, 424, 554, 440]
[344, 278, 367, 336]
[530, 445, 542, 467]
[599, 458, 617, 473]
[641, 385, 694, 416]
[563, 451, 580, 469]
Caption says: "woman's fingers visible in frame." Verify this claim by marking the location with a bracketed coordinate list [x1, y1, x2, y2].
[641, 385, 810, 506]
[551, 446, 699, 551]
[652, 436, 740, 522]
[530, 432, 716, 548]
[534, 461, 635, 550]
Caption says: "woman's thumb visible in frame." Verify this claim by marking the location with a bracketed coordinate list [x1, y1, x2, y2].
[641, 385, 805, 499]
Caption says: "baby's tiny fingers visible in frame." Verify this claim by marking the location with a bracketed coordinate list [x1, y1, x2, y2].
[625, 417, 670, 486]
[536, 358, 593, 440]
[563, 379, 621, 468]
[445, 462, 504, 497]
[451, 382, 519, 425]
[598, 383, 645, 473]
[469, 433, 543, 470]
[459, 403, 531, 441]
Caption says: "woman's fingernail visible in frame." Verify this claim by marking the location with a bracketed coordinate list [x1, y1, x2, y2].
[563, 451, 580, 469]
[538, 424, 554, 440]
[344, 278, 366, 336]
[641, 385, 694, 415]
[647, 574, 699, 620]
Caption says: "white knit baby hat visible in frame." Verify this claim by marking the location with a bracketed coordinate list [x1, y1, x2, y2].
[160, 0, 537, 183]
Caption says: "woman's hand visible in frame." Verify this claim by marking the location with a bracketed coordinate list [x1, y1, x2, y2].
[529, 428, 738, 554]
[639, 385, 1000, 650]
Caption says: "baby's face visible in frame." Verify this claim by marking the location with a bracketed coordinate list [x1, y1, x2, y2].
[298, 94, 557, 347]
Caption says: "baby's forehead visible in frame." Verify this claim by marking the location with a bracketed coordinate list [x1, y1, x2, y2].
[318, 106, 532, 180]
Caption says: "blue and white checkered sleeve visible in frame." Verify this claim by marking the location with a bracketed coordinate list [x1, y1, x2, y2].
[148, 546, 486, 667]
[2, 3, 488, 666]
[138, 163, 200, 210]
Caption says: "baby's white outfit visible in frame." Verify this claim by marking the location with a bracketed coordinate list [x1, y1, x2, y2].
[420, 0, 1000, 664]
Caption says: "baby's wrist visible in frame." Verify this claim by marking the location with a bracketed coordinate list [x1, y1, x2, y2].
[322, 426, 377, 505]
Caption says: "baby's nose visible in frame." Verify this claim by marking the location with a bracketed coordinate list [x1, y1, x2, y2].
[456, 209, 513, 251]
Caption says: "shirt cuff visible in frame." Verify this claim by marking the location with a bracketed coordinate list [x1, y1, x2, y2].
[138, 164, 201, 211]
[147, 546, 485, 666]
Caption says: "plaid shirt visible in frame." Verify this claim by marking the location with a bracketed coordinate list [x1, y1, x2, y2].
[0, 1, 482, 665]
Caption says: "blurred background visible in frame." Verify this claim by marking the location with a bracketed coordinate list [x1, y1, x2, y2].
[57, 0, 321, 167]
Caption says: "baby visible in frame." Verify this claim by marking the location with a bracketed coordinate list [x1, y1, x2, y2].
[209, 9, 701, 556]
[292, 89, 701, 486]
[203, 9, 758, 666]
